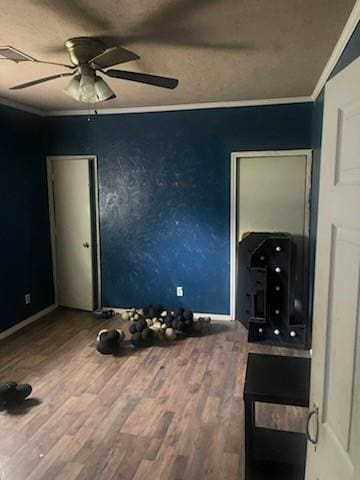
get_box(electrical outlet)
[176,286,183,297]
[25,293,31,304]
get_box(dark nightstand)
[244,353,311,480]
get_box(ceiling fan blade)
[103,69,179,89]
[0,51,74,69]
[33,59,75,69]
[10,72,74,90]
[90,46,140,69]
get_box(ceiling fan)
[9,37,179,103]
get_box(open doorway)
[47,155,101,311]
[230,150,312,327]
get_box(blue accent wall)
[47,103,312,314]
[0,105,54,332]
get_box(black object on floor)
[0,381,32,409]
[93,309,116,319]
[243,353,311,480]
[96,329,125,354]
[236,232,309,348]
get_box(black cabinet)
[244,353,311,480]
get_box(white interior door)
[52,159,94,311]
[306,58,360,479]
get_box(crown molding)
[311,0,360,101]
[0,96,44,116]
[46,96,312,116]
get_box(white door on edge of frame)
[305,58,360,479]
[51,158,94,311]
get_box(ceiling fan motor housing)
[65,37,105,66]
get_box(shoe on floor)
[0,381,32,406]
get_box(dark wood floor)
[0,308,307,480]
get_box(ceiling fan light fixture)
[63,74,114,103]
[64,75,81,100]
[94,76,115,102]
[79,71,97,102]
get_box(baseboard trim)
[194,312,232,322]
[103,307,232,322]
[0,304,57,341]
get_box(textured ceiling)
[0,0,356,111]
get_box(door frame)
[47,155,101,309]
[229,149,312,320]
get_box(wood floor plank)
[0,307,308,480]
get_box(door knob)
[83,242,90,248]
